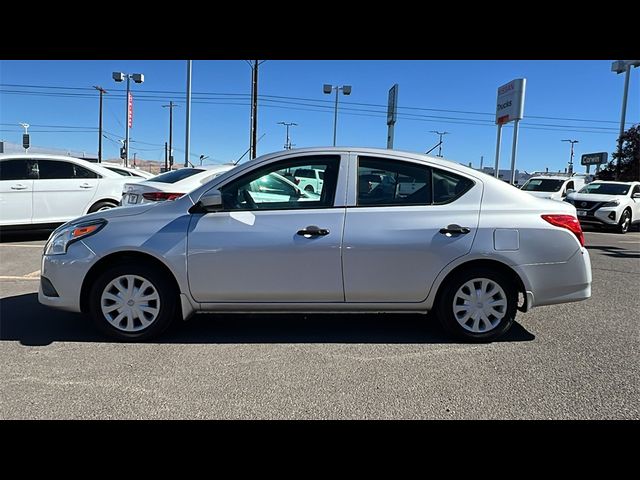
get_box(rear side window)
[73,165,99,178]
[357,156,474,206]
[432,168,474,204]
[1,159,31,180]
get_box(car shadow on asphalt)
[585,245,640,259]
[0,293,535,346]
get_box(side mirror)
[198,189,223,211]
[633,193,640,199]
[566,188,575,195]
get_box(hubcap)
[622,214,630,231]
[100,275,161,332]
[97,205,114,211]
[453,278,507,333]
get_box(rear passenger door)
[32,159,100,224]
[0,159,36,226]
[342,155,482,303]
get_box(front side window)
[633,185,640,196]
[220,156,340,211]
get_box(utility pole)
[430,131,450,157]
[93,86,107,162]
[278,121,298,149]
[562,139,579,175]
[185,60,192,168]
[162,101,179,169]
[133,152,137,167]
[480,155,484,169]
[611,60,640,180]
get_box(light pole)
[112,71,144,167]
[93,86,107,162]
[611,60,640,180]
[323,84,352,146]
[430,131,450,157]
[278,121,298,149]
[562,139,579,175]
[19,123,29,153]
[199,155,209,166]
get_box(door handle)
[79,183,94,189]
[10,184,28,190]
[297,225,330,237]
[439,224,471,235]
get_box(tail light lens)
[142,192,183,202]
[541,214,585,246]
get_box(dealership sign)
[581,152,608,166]
[495,78,526,125]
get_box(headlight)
[601,200,620,207]
[44,219,107,255]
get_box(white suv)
[565,181,640,233]
[520,174,587,201]
[294,167,324,193]
[0,154,143,229]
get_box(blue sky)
[1,60,638,173]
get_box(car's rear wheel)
[88,263,177,341]
[436,268,517,342]
[304,185,314,193]
[89,200,118,213]
[617,209,631,234]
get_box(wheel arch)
[80,251,181,316]
[86,197,120,214]
[431,259,527,312]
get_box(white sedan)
[0,154,143,229]
[121,164,236,206]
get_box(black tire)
[435,267,518,342]
[88,200,118,213]
[616,209,631,234]
[304,185,314,193]
[88,262,178,341]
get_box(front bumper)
[38,240,97,313]
[515,246,592,308]
[575,207,620,226]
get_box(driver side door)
[187,154,347,303]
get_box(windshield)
[150,168,205,184]
[578,183,630,195]
[521,178,564,192]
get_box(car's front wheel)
[436,268,518,342]
[88,263,177,341]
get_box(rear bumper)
[515,247,591,308]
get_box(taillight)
[541,214,585,246]
[142,192,183,202]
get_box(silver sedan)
[39,147,592,342]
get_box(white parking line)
[0,244,44,248]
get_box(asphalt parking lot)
[1,227,638,419]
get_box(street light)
[323,84,351,146]
[199,155,209,166]
[562,139,579,175]
[112,71,145,166]
[278,121,298,149]
[430,131,450,157]
[611,60,640,180]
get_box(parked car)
[102,163,156,179]
[0,154,144,229]
[565,180,640,233]
[520,174,587,201]
[294,167,324,193]
[120,164,236,206]
[39,147,591,342]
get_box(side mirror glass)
[633,192,640,199]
